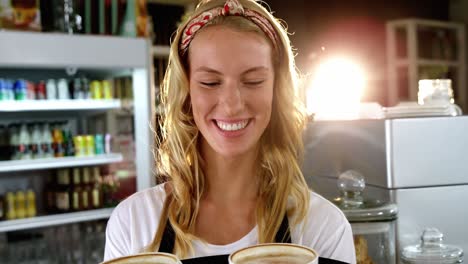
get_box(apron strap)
[275,212,292,243]
[159,216,176,253]
[159,213,291,253]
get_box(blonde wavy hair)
[146,0,310,258]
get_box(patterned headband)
[179,0,279,56]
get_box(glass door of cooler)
[0,31,154,263]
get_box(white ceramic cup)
[229,243,319,264]
[100,252,182,264]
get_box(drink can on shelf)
[0,79,5,101]
[105,133,112,154]
[26,81,36,100]
[95,134,104,155]
[74,135,86,156]
[5,80,14,100]
[36,81,47,100]
[90,80,102,99]
[102,80,113,99]
[85,135,95,156]
[14,79,27,101]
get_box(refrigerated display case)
[0,31,155,260]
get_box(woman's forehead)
[188,26,274,72]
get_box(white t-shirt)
[104,184,356,264]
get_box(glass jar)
[333,170,398,264]
[418,79,454,105]
[417,79,462,116]
[401,228,464,264]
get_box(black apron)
[159,214,349,264]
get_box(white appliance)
[302,116,468,260]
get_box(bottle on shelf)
[52,122,65,158]
[31,122,43,159]
[70,78,83,100]
[41,122,54,158]
[44,174,57,214]
[25,189,37,218]
[15,190,26,219]
[56,169,72,213]
[0,125,8,160]
[82,77,91,99]
[5,192,16,220]
[8,124,19,160]
[57,78,70,100]
[63,122,76,157]
[0,194,4,220]
[18,123,31,160]
[91,167,103,209]
[81,167,91,210]
[46,79,57,100]
[71,168,83,212]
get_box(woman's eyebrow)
[194,66,222,74]
[193,66,270,75]
[242,66,270,75]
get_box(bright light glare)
[307,58,366,120]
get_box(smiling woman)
[103,1,356,263]
[189,25,274,158]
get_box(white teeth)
[216,120,248,131]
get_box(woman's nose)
[220,81,244,116]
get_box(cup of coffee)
[100,252,182,264]
[229,243,318,264]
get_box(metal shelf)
[395,59,460,67]
[0,208,114,233]
[0,154,123,172]
[0,31,149,69]
[0,99,121,112]
[417,59,460,67]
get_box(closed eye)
[245,80,265,86]
[200,81,221,87]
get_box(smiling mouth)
[215,119,250,131]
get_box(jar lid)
[401,228,464,264]
[333,170,398,222]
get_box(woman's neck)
[201,143,259,205]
